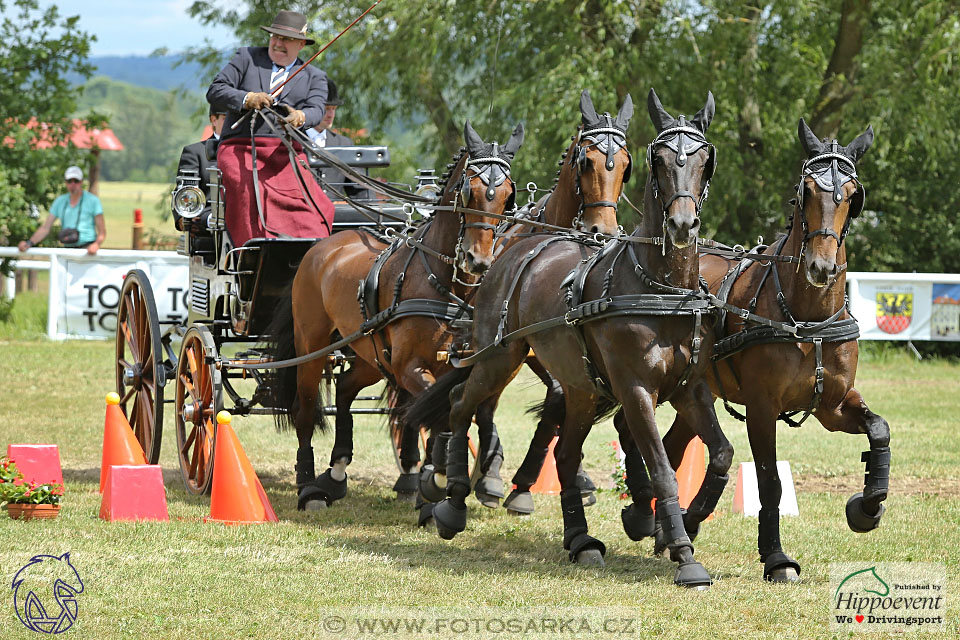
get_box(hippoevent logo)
[11,553,84,634]
[830,563,945,632]
[876,291,913,334]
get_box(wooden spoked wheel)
[175,325,223,495]
[115,269,164,464]
[388,386,482,484]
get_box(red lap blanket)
[217,136,333,247]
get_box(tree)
[0,0,97,246]
[182,0,960,273]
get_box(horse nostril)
[590,225,599,234]
[691,218,701,234]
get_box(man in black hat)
[174,103,227,231]
[205,9,334,245]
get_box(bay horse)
[269,121,524,511]
[406,90,728,588]
[418,90,636,516]
[657,118,886,582]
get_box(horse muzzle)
[666,210,700,249]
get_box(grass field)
[1,312,958,637]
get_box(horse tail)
[527,390,618,426]
[401,366,473,436]
[265,291,299,432]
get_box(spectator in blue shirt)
[18,166,106,255]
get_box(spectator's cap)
[260,10,315,45]
[326,79,343,106]
[209,102,229,118]
[64,166,83,181]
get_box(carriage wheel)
[388,386,482,485]
[115,269,164,464]
[175,325,223,495]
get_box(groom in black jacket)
[174,103,227,231]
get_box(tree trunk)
[735,5,765,239]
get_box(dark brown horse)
[406,90,727,588]
[657,118,885,582]
[420,90,636,516]
[269,121,524,510]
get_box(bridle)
[450,148,515,286]
[570,116,631,231]
[791,141,864,267]
[646,116,716,253]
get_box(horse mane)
[552,127,582,188]
[437,146,469,202]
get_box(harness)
[708,142,866,427]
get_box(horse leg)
[473,397,506,508]
[558,386,605,566]
[390,388,421,502]
[293,358,327,511]
[612,408,656,541]
[816,388,891,533]
[746,402,801,582]
[306,360,381,509]
[669,379,734,542]
[621,386,712,588]
[432,353,523,540]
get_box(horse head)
[455,120,525,275]
[560,90,633,235]
[12,553,84,633]
[795,118,873,287]
[645,88,716,249]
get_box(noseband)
[791,140,864,265]
[646,116,715,253]
[571,116,630,230]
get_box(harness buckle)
[738,308,750,321]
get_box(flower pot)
[5,503,61,521]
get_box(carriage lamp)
[173,184,206,219]
[414,169,440,217]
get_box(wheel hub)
[182,402,198,423]
[123,365,143,391]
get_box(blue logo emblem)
[11,553,84,634]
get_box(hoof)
[621,504,655,541]
[675,561,712,589]
[396,492,417,504]
[417,502,435,528]
[574,548,605,567]
[581,492,597,507]
[419,465,447,503]
[433,499,467,540]
[474,475,505,509]
[763,551,801,582]
[304,499,328,511]
[392,472,419,502]
[768,566,801,583]
[503,490,535,516]
[846,492,885,533]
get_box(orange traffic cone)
[100,392,147,493]
[529,435,562,494]
[651,436,713,521]
[205,411,278,525]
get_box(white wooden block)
[732,461,799,517]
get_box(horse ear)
[580,89,600,126]
[693,91,715,133]
[647,88,675,133]
[502,122,525,160]
[614,93,634,131]
[845,125,874,162]
[463,120,485,156]
[798,118,824,157]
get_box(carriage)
[113,145,423,494]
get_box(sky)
[15,0,239,56]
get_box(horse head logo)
[11,553,84,634]
[835,566,890,599]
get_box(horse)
[269,121,524,511]
[418,89,636,517]
[657,118,886,582]
[405,89,728,589]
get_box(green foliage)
[0,0,96,245]
[75,77,207,182]
[0,457,64,505]
[181,0,960,273]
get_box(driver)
[206,9,334,246]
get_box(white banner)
[44,249,188,339]
[847,272,960,341]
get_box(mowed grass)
[0,334,958,639]
[84,181,173,250]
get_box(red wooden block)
[99,465,169,522]
[7,444,63,487]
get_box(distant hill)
[70,55,213,93]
